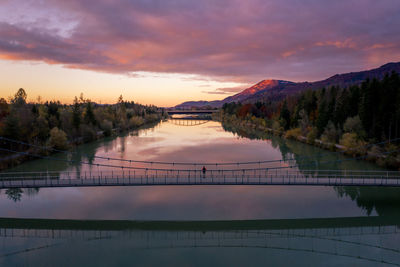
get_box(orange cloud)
[315,39,357,49]
[0,0,399,84]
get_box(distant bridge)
[1,169,400,189]
[169,118,210,126]
[167,109,218,115]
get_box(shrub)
[81,124,97,142]
[144,114,160,123]
[306,127,318,144]
[100,120,113,136]
[343,115,365,138]
[129,116,145,128]
[285,128,302,139]
[272,120,283,134]
[48,127,68,150]
[321,121,339,143]
[339,133,366,156]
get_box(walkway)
[1,169,400,189]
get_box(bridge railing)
[2,169,400,178]
[1,169,400,188]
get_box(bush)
[339,133,366,156]
[100,120,113,136]
[48,127,68,150]
[285,128,302,139]
[81,124,97,142]
[306,127,318,144]
[321,121,339,143]
[144,114,160,123]
[272,120,283,134]
[343,115,365,138]
[129,116,144,128]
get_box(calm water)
[1,119,400,266]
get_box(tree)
[279,100,291,130]
[359,79,380,138]
[48,127,68,150]
[11,88,27,106]
[0,98,9,119]
[116,95,127,127]
[298,109,310,135]
[334,89,350,126]
[118,95,124,105]
[3,115,20,140]
[316,100,329,136]
[72,97,81,130]
[340,133,366,156]
[321,121,339,143]
[343,115,365,138]
[34,116,50,141]
[84,102,96,125]
[100,120,113,136]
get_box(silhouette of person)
[202,166,206,178]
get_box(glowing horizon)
[0,59,246,107]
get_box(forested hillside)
[220,71,400,167]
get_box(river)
[1,119,399,266]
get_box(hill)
[175,62,400,108]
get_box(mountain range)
[175,62,400,108]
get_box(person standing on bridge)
[202,166,207,178]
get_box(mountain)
[222,79,295,103]
[173,100,222,108]
[175,62,400,108]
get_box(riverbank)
[0,119,164,171]
[215,113,400,170]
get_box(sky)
[0,0,400,106]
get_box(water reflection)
[4,188,39,202]
[222,121,386,172]
[335,186,400,216]
[0,119,396,221]
[4,188,23,202]
[1,217,399,266]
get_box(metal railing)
[1,169,400,188]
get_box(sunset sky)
[0,0,400,106]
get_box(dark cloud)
[0,0,400,82]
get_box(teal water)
[1,120,399,266]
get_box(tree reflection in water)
[5,188,23,202]
[4,187,40,202]
[222,120,400,217]
[335,186,400,216]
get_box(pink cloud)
[0,0,399,83]
[203,86,249,95]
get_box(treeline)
[221,72,400,167]
[0,89,165,152]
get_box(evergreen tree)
[84,102,96,125]
[72,97,81,130]
[279,100,291,130]
[316,99,329,136]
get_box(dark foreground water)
[1,119,399,266]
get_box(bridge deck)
[1,170,400,188]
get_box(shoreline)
[0,119,164,171]
[216,114,400,170]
